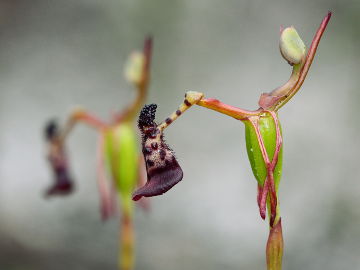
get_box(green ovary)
[244,113,283,192]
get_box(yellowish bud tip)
[279,26,306,65]
[125,51,145,85]
[185,91,204,104]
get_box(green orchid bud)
[104,122,139,214]
[279,26,306,65]
[125,52,145,87]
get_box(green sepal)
[104,122,139,205]
[244,113,283,192]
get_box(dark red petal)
[132,158,183,201]
[45,182,73,197]
[45,169,74,197]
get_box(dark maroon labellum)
[45,167,74,197]
[133,104,183,201]
[44,120,74,197]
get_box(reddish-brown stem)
[259,62,303,109]
[273,12,332,111]
[113,37,153,124]
[73,110,108,129]
[60,110,108,144]
[269,63,302,98]
[266,219,284,270]
[143,36,153,76]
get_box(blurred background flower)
[0,0,359,270]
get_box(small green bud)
[279,26,306,65]
[124,52,145,86]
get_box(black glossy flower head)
[138,103,157,131]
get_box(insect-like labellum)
[44,120,74,197]
[133,104,183,201]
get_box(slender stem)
[119,210,134,270]
[259,63,303,109]
[270,63,302,97]
[273,12,332,111]
[59,109,108,144]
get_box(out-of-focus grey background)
[0,0,359,269]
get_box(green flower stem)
[119,204,135,270]
[266,219,284,270]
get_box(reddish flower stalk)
[266,219,284,270]
[96,133,117,220]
